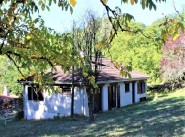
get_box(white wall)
[119,82,132,107]
[119,83,125,107]
[23,85,89,120]
[102,84,108,111]
[4,86,9,96]
[23,81,147,120]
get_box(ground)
[0,89,185,137]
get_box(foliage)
[0,88,184,136]
[0,0,75,86]
[72,11,104,121]
[0,0,183,86]
[0,55,22,95]
[107,21,162,84]
[160,32,185,85]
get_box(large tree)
[0,0,74,83]
[160,32,185,86]
[107,21,162,84]
[0,0,183,82]
[72,11,104,121]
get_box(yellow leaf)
[26,34,31,40]
[96,43,101,50]
[102,0,108,5]
[69,0,77,7]
[172,19,178,24]
[173,33,179,41]
[130,0,135,5]
[113,62,121,69]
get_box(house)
[20,58,150,120]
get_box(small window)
[140,97,146,102]
[61,85,71,94]
[138,82,146,94]
[125,83,130,92]
[28,86,44,101]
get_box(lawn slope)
[0,89,184,137]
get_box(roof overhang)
[19,77,149,86]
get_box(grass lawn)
[0,89,185,137]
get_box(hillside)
[0,89,184,137]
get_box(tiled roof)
[49,57,150,84]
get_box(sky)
[38,0,185,33]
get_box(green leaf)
[120,70,126,77]
[128,73,132,80]
[41,4,45,11]
[141,0,146,9]
[0,10,3,16]
[122,0,128,3]
[38,0,42,5]
[70,6,73,14]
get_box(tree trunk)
[87,90,94,122]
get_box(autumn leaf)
[101,0,108,5]
[130,0,135,5]
[26,34,31,40]
[96,43,101,49]
[69,0,77,7]
[173,33,179,41]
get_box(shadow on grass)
[0,95,184,137]
[93,97,185,137]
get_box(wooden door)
[93,87,102,113]
[108,85,117,110]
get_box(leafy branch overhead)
[0,0,184,87]
[0,0,77,84]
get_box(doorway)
[108,85,118,110]
[132,82,135,104]
[93,87,102,113]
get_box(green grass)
[0,89,185,137]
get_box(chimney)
[4,86,9,96]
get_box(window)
[125,83,130,92]
[28,87,44,101]
[140,97,146,101]
[138,82,146,94]
[61,85,71,94]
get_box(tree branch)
[30,56,54,67]
[100,0,151,45]
[5,53,24,77]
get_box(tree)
[160,32,185,86]
[0,55,22,95]
[0,0,74,85]
[0,0,183,84]
[72,11,104,121]
[107,21,162,84]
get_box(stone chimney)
[4,86,9,96]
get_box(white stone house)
[20,58,149,120]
